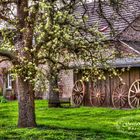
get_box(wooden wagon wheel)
[90,84,106,106]
[128,79,140,108]
[72,80,85,106]
[112,84,128,108]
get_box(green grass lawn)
[0,100,140,140]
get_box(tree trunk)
[48,75,60,107]
[17,77,37,127]
[83,82,92,106]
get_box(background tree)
[0,0,136,128]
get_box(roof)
[124,41,140,52]
[69,57,140,69]
[109,57,140,68]
[75,0,140,39]
[74,0,140,61]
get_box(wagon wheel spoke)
[73,85,82,93]
[121,96,127,101]
[100,97,104,104]
[133,84,138,92]
[112,84,128,108]
[77,81,84,93]
[121,94,128,98]
[73,87,79,92]
[77,96,82,104]
[128,79,140,108]
[129,95,136,98]
[72,94,83,106]
[101,93,105,97]
[75,95,81,105]
[73,84,79,92]
[132,98,138,108]
[137,99,140,108]
[130,90,135,94]
[72,91,78,95]
[131,97,137,104]
[114,98,120,103]
[91,95,96,98]
[134,98,139,107]
[120,98,125,104]
[75,84,80,92]
[137,81,140,91]
[100,97,104,101]
[97,97,100,104]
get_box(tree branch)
[0,50,18,64]
[0,0,16,4]
[0,58,9,63]
[0,13,15,25]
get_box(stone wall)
[59,70,74,98]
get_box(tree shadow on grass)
[37,124,137,140]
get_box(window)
[7,73,12,89]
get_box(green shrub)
[0,96,8,103]
[0,91,2,96]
